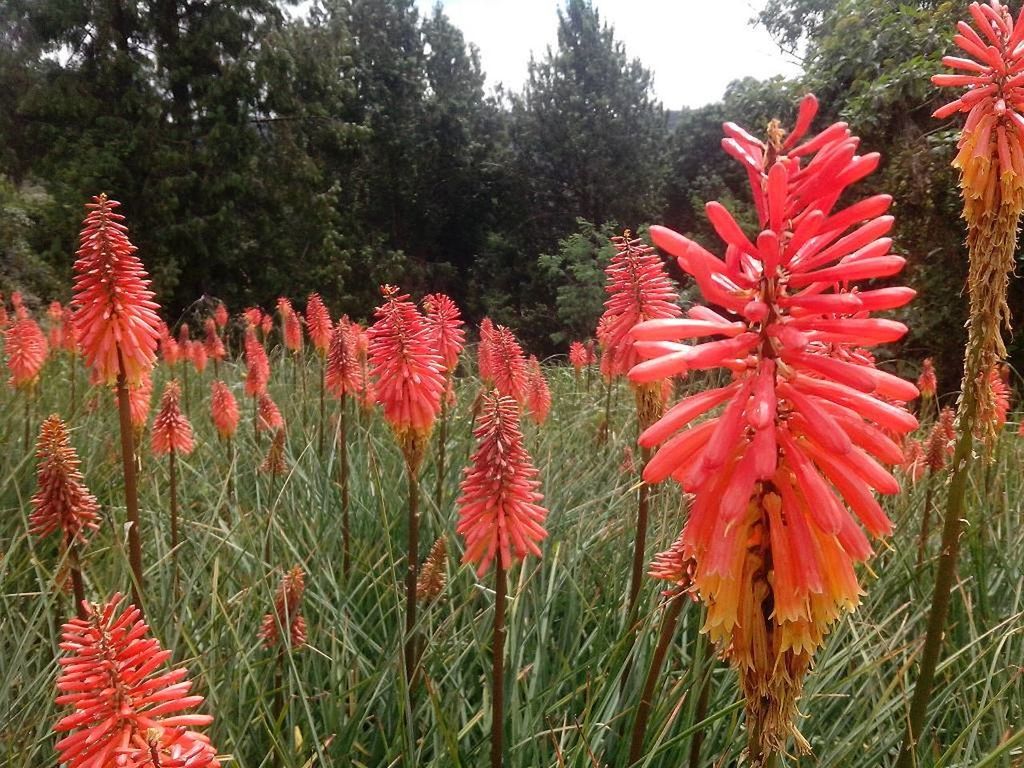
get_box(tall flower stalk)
[422,293,465,511]
[368,286,445,690]
[5,314,49,450]
[326,317,361,577]
[30,415,100,618]
[597,229,682,620]
[306,293,333,454]
[72,194,161,609]
[900,5,1024,761]
[628,94,917,763]
[260,565,307,766]
[151,380,195,594]
[456,392,548,768]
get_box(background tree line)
[0,0,1009,389]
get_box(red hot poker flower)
[629,94,918,756]
[151,380,195,456]
[917,358,937,399]
[478,317,497,384]
[259,565,308,649]
[260,427,289,476]
[127,372,153,432]
[525,355,551,425]
[422,293,466,373]
[305,293,333,355]
[278,297,304,352]
[30,415,101,543]
[368,286,445,446]
[488,324,529,405]
[60,306,79,353]
[326,317,361,399]
[210,380,240,440]
[243,307,263,330]
[47,301,65,349]
[456,392,548,575]
[189,340,208,373]
[5,316,48,389]
[257,392,284,433]
[568,341,591,372]
[244,328,270,397]
[54,594,220,768]
[72,195,161,387]
[203,318,226,363]
[597,231,682,380]
[213,301,228,329]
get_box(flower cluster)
[211,380,240,440]
[259,566,307,649]
[630,94,918,754]
[72,195,161,387]
[5,316,48,389]
[598,231,682,380]
[54,594,220,768]
[326,318,361,399]
[151,381,195,456]
[456,392,548,575]
[244,328,270,397]
[422,293,466,373]
[368,286,445,464]
[306,293,333,355]
[30,415,101,543]
[525,356,551,425]
[568,340,595,372]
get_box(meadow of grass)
[1,348,1022,767]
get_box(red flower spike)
[47,301,64,349]
[213,301,228,329]
[525,355,551,425]
[456,392,548,575]
[422,293,466,373]
[368,285,445,443]
[631,96,919,756]
[915,359,937,401]
[488,324,529,404]
[189,340,208,373]
[243,307,263,330]
[933,1,1024,210]
[30,415,101,543]
[244,328,270,397]
[5,316,48,388]
[53,594,220,768]
[568,341,595,372]
[72,195,161,387]
[325,317,360,399]
[127,372,153,430]
[597,232,681,380]
[60,306,79,353]
[278,298,303,352]
[259,566,307,649]
[257,392,284,433]
[203,319,226,363]
[478,317,496,384]
[151,381,195,456]
[305,293,333,355]
[210,380,240,440]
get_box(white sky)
[413,0,803,108]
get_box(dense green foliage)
[1,351,1022,766]
[0,0,1019,380]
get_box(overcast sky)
[413,0,803,108]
